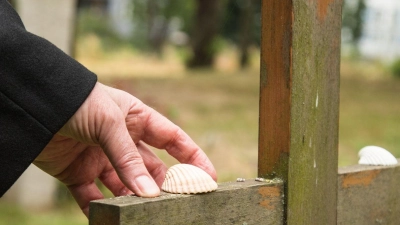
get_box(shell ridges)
[358,146,398,166]
[161,164,217,194]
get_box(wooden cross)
[89,1,400,224]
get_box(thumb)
[97,101,160,197]
[60,82,160,197]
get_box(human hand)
[33,82,217,217]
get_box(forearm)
[0,0,97,196]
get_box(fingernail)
[135,175,160,197]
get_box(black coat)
[0,0,97,196]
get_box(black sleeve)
[0,0,97,195]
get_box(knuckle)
[165,127,183,150]
[114,151,144,170]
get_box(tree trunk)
[239,0,253,69]
[147,0,167,56]
[187,0,220,69]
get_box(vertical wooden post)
[258,0,342,224]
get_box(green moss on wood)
[287,0,342,224]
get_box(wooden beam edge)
[91,179,283,207]
[337,159,400,224]
[338,159,400,174]
[89,180,285,225]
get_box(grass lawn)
[0,202,86,225]
[339,60,400,166]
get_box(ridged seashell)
[161,164,218,194]
[358,146,398,166]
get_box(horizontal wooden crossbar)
[89,180,284,225]
[338,159,400,224]
[90,161,400,224]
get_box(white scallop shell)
[161,164,218,194]
[358,146,398,166]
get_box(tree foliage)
[131,0,195,53]
[77,0,262,69]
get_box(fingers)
[99,83,216,181]
[140,108,217,181]
[136,141,168,187]
[100,83,217,181]
[98,110,160,197]
[98,166,134,196]
[99,141,166,196]
[68,181,104,218]
[80,83,161,197]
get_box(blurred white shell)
[358,146,398,166]
[161,164,217,194]
[236,178,245,182]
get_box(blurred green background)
[2,0,400,224]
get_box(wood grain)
[338,161,400,225]
[259,0,342,224]
[258,0,292,181]
[89,180,284,225]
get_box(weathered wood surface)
[258,0,292,181]
[338,160,400,225]
[89,180,284,225]
[258,0,342,224]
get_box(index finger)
[100,84,217,181]
[139,107,217,181]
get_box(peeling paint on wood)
[341,170,380,188]
[308,0,336,21]
[317,0,334,21]
[338,161,400,224]
[259,186,281,210]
